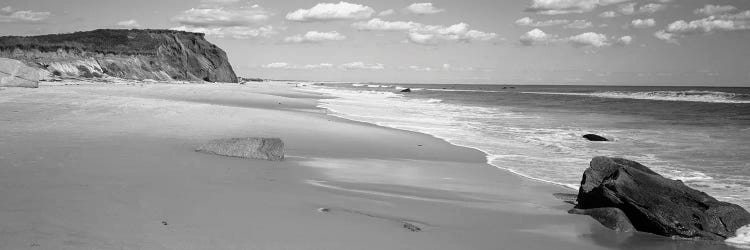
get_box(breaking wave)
[524,90,750,104]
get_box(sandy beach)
[0,81,739,250]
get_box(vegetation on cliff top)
[0,29,209,55]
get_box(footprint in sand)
[316,207,426,232]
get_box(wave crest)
[525,90,750,103]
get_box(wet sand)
[0,82,737,249]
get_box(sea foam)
[727,225,750,248]
[523,90,750,104]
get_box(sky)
[1,0,749,86]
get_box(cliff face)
[0,29,238,83]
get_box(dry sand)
[0,81,738,249]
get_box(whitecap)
[522,90,750,104]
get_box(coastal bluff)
[0,29,237,83]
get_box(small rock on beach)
[197,137,285,161]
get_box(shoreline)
[0,81,741,249]
[310,100,583,191]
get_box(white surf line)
[304,87,583,192]
[305,180,468,204]
[727,225,750,248]
[426,89,511,93]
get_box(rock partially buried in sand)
[574,156,750,240]
[0,58,40,88]
[582,134,609,141]
[197,138,285,161]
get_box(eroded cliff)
[0,29,237,83]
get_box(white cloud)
[286,1,374,22]
[263,62,293,69]
[564,20,593,29]
[406,22,497,45]
[406,32,437,44]
[283,31,347,43]
[694,5,737,16]
[667,17,747,33]
[631,18,655,28]
[655,16,750,43]
[615,35,633,45]
[638,3,666,14]
[200,0,241,4]
[116,19,142,28]
[173,7,271,27]
[339,62,385,70]
[654,30,677,43]
[441,64,477,72]
[567,32,609,47]
[171,5,277,39]
[262,62,334,69]
[599,11,617,18]
[600,3,666,17]
[378,9,395,16]
[171,25,277,39]
[526,0,629,15]
[519,29,624,49]
[198,0,242,7]
[352,18,419,31]
[617,3,636,15]
[464,30,498,41]
[0,6,51,23]
[308,63,335,69]
[407,65,433,71]
[353,18,498,45]
[405,3,445,15]
[723,10,750,20]
[519,28,552,45]
[514,17,570,27]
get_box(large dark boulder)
[569,207,635,233]
[583,134,609,141]
[400,88,411,93]
[574,156,750,240]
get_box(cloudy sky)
[1,0,749,85]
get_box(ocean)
[304,83,750,209]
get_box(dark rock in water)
[570,207,635,233]
[575,156,750,240]
[0,29,238,83]
[400,88,411,93]
[553,193,578,205]
[197,137,285,161]
[583,134,609,141]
